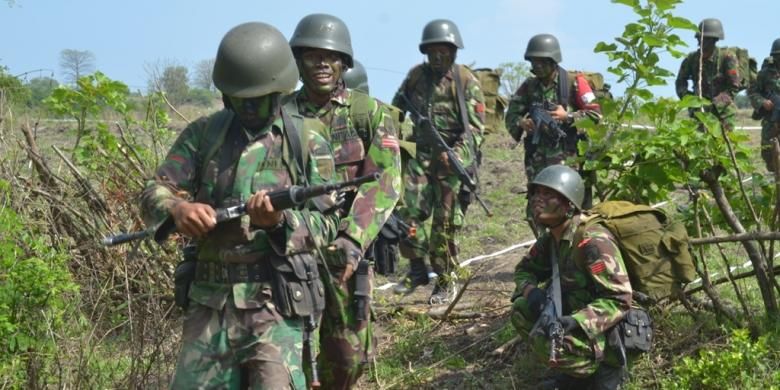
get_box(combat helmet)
[419,19,464,54]
[212,22,299,98]
[525,34,562,63]
[696,18,724,40]
[289,13,354,67]
[530,165,584,210]
[343,59,369,94]
[771,38,780,55]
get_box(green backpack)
[720,46,758,91]
[574,201,697,302]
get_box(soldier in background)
[288,13,402,389]
[675,18,740,132]
[749,38,780,172]
[505,34,600,236]
[511,165,635,390]
[391,19,486,304]
[140,22,339,389]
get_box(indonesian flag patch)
[589,260,607,275]
[381,135,399,151]
[475,102,485,113]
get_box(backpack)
[566,70,613,101]
[720,46,758,91]
[472,67,507,134]
[574,201,697,302]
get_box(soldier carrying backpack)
[511,165,694,389]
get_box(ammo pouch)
[617,308,653,352]
[174,246,198,309]
[270,252,326,318]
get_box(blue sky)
[2,0,777,103]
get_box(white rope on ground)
[624,124,761,131]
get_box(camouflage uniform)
[675,47,741,132]
[749,57,780,171]
[392,62,486,288]
[141,108,340,389]
[289,83,402,388]
[511,216,632,380]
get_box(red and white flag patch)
[589,260,606,274]
[381,135,400,151]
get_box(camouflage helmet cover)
[530,165,585,210]
[524,33,562,63]
[212,22,299,98]
[289,13,354,67]
[343,59,369,94]
[771,38,780,55]
[419,19,464,54]
[696,18,725,40]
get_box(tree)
[59,49,95,85]
[26,76,59,107]
[497,61,531,97]
[145,61,190,106]
[192,58,216,92]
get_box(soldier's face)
[299,48,344,95]
[531,186,570,227]
[699,37,717,54]
[530,58,556,80]
[425,44,456,74]
[228,95,274,130]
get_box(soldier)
[391,19,486,304]
[140,22,340,389]
[288,13,403,389]
[749,38,780,172]
[675,18,740,132]
[511,165,633,389]
[505,34,600,235]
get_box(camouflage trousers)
[760,120,780,172]
[171,300,307,389]
[317,259,375,389]
[511,296,619,378]
[397,154,465,277]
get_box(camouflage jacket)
[140,108,340,309]
[290,84,402,252]
[675,47,741,100]
[513,217,632,341]
[391,63,486,167]
[504,71,597,147]
[749,57,780,117]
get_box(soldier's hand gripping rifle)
[529,242,565,366]
[399,94,492,216]
[102,173,380,246]
[766,93,780,123]
[528,101,568,148]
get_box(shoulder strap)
[453,64,473,138]
[348,90,373,146]
[557,66,570,106]
[193,109,233,196]
[281,98,309,186]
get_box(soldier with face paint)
[287,13,403,390]
[391,19,487,305]
[140,22,340,389]
[511,165,633,390]
[676,18,740,132]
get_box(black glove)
[526,287,546,317]
[558,315,579,334]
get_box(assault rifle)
[399,94,492,216]
[529,242,564,366]
[102,173,380,246]
[529,101,568,147]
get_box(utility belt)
[194,261,272,284]
[607,308,653,366]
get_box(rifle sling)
[549,239,563,318]
[556,66,569,107]
[452,64,474,148]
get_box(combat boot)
[393,258,429,295]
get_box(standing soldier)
[288,13,402,389]
[749,38,780,172]
[511,165,637,390]
[391,19,486,304]
[505,34,600,235]
[676,18,741,132]
[140,22,340,389]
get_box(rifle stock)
[102,173,380,246]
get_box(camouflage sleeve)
[464,67,487,148]
[340,98,403,251]
[513,237,553,294]
[279,130,341,254]
[391,70,413,114]
[749,67,769,109]
[571,225,632,340]
[721,52,741,95]
[675,54,693,98]
[139,116,209,227]
[505,81,531,142]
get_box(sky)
[2,0,778,104]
